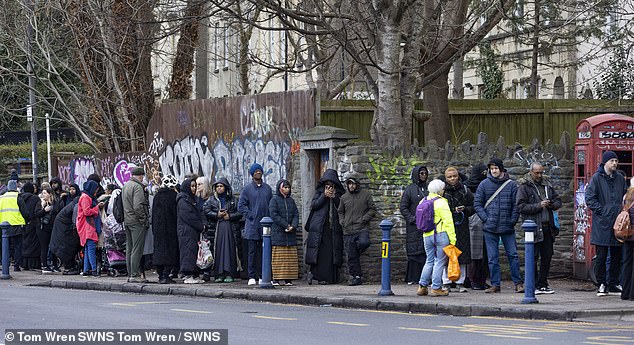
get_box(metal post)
[259,217,274,289]
[1,222,12,280]
[521,220,538,304]
[378,219,394,296]
[46,113,51,181]
[24,0,38,183]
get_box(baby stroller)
[102,214,128,277]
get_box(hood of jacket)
[179,178,196,201]
[465,163,487,191]
[83,180,99,198]
[274,179,292,197]
[316,169,345,194]
[212,177,233,198]
[50,177,63,192]
[410,165,428,187]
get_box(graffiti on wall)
[513,148,559,169]
[573,181,589,261]
[157,132,291,188]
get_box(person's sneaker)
[63,269,79,275]
[128,276,149,283]
[184,276,203,284]
[284,280,293,286]
[609,285,622,296]
[471,284,486,290]
[14,266,21,272]
[223,276,234,283]
[258,279,264,285]
[515,283,525,293]
[247,278,257,286]
[429,288,449,296]
[349,276,362,286]
[91,272,100,278]
[52,266,61,273]
[535,287,555,295]
[456,284,468,293]
[597,284,608,297]
[41,266,54,274]
[272,280,281,286]
[485,285,501,293]
[80,271,90,277]
[214,277,225,283]
[416,285,428,296]
[441,284,451,292]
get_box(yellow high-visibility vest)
[0,191,26,225]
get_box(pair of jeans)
[535,224,554,289]
[595,245,622,287]
[247,239,263,279]
[484,231,522,287]
[83,240,97,273]
[344,231,371,277]
[419,231,449,290]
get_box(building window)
[553,77,564,99]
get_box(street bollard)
[378,219,394,296]
[521,220,538,304]
[1,221,12,280]
[259,217,274,289]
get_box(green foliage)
[0,142,94,160]
[476,43,504,99]
[594,46,634,100]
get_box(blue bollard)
[378,219,394,296]
[1,221,12,280]
[259,217,274,289]
[521,220,538,304]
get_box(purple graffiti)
[114,160,135,187]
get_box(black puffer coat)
[203,178,242,241]
[443,182,474,264]
[49,196,80,263]
[176,178,206,272]
[269,179,299,247]
[399,165,428,256]
[585,164,627,246]
[152,187,180,267]
[304,169,345,266]
[18,191,42,258]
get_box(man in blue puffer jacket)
[474,158,523,293]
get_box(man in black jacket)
[517,162,562,294]
[338,174,376,286]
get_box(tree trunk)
[423,66,451,145]
[529,0,540,99]
[370,22,405,149]
[168,0,205,100]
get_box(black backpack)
[113,193,124,224]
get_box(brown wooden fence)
[320,99,634,144]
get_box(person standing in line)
[204,178,242,283]
[122,167,150,283]
[49,185,81,275]
[464,163,489,290]
[585,151,627,296]
[0,180,25,271]
[517,162,562,295]
[474,158,523,294]
[18,182,41,271]
[305,169,345,285]
[76,180,104,277]
[399,165,429,284]
[238,163,273,286]
[177,177,206,284]
[37,187,64,273]
[151,175,180,284]
[441,167,474,293]
[269,179,300,286]
[416,179,456,297]
[338,173,376,286]
[620,178,634,301]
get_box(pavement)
[4,268,634,323]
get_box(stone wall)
[298,132,575,283]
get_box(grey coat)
[585,164,627,246]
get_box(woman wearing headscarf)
[269,179,299,286]
[50,184,81,275]
[37,186,65,273]
[177,177,206,284]
[399,165,429,284]
[305,169,345,285]
[77,180,104,277]
[464,163,490,290]
[151,175,180,284]
[18,182,42,270]
[203,177,242,283]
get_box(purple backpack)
[416,196,440,233]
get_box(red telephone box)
[574,113,634,279]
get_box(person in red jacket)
[77,180,104,277]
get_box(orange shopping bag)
[443,244,462,282]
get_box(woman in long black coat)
[399,165,429,284]
[176,177,206,284]
[18,182,42,270]
[49,192,81,274]
[304,169,345,285]
[152,175,180,284]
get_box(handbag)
[614,199,634,242]
[196,234,214,269]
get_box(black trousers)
[344,231,370,277]
[622,242,634,300]
[10,235,22,268]
[535,224,554,289]
[595,245,622,287]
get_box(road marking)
[170,308,212,314]
[398,327,443,332]
[585,336,634,344]
[253,316,297,321]
[356,309,433,317]
[110,301,167,307]
[327,322,369,327]
[486,334,542,340]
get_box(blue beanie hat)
[602,150,618,164]
[249,163,263,176]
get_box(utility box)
[574,113,634,279]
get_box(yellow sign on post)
[381,242,389,258]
